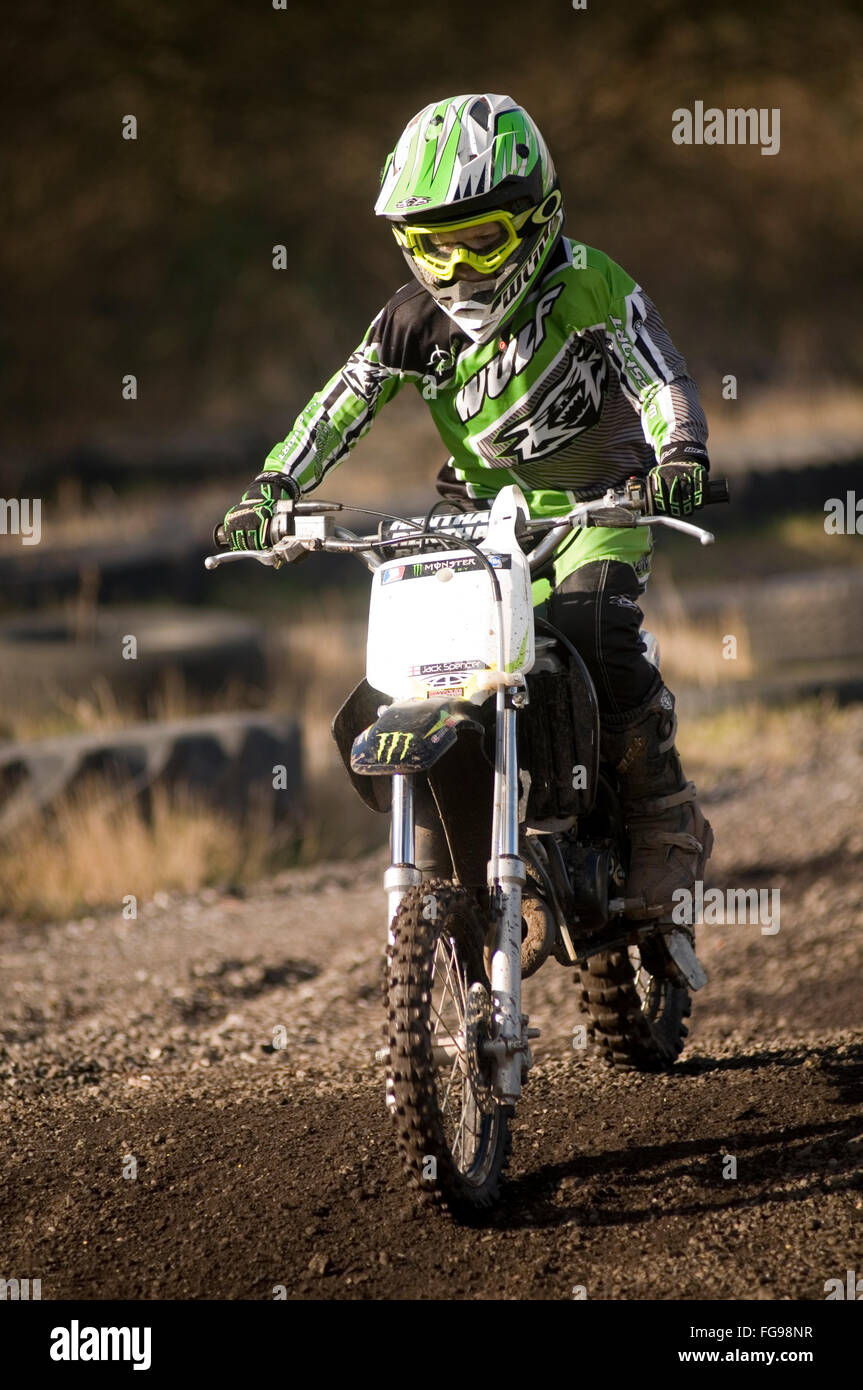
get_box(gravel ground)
[1,711,861,1300]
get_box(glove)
[647,460,708,517]
[219,474,297,551]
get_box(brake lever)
[203,548,284,570]
[635,515,715,545]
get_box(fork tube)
[488,695,526,1103]
[500,702,521,862]
[489,686,506,871]
[384,773,421,924]
[391,772,415,865]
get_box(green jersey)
[263,237,708,525]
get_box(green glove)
[648,461,707,517]
[221,477,293,551]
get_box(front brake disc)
[464,982,495,1114]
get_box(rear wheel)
[576,939,691,1071]
[574,772,691,1070]
[384,879,511,1216]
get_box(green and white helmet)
[375,94,564,345]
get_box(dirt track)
[1,712,862,1301]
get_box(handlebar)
[207,476,730,572]
[704,479,730,505]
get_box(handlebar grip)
[214,524,228,547]
[704,479,730,504]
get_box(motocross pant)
[539,524,658,718]
[543,525,712,919]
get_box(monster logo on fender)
[376,731,415,763]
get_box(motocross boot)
[600,680,713,920]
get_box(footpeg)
[666,930,708,991]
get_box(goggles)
[393,206,534,281]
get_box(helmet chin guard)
[401,200,564,344]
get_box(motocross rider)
[220,93,714,919]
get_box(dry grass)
[677,693,851,783]
[0,782,278,922]
[645,602,755,686]
[0,768,384,923]
[770,513,863,567]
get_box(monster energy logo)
[376,731,415,763]
[403,555,509,581]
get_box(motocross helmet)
[375,94,564,345]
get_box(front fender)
[350,698,485,775]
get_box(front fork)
[487,689,531,1103]
[384,773,422,926]
[384,689,532,1105]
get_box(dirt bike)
[207,474,729,1216]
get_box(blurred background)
[2,0,862,917]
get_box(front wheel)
[384,880,512,1216]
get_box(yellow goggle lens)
[394,209,528,279]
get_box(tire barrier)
[0,531,358,605]
[712,455,863,524]
[0,606,266,715]
[5,430,273,498]
[675,664,863,717]
[0,527,217,607]
[734,569,863,667]
[647,567,863,670]
[0,712,302,836]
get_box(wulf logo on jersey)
[474,335,607,468]
[455,284,563,423]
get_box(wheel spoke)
[438,935,466,1013]
[429,999,462,1048]
[439,1054,461,1117]
[430,937,467,1056]
[453,1087,469,1162]
[430,936,486,1171]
